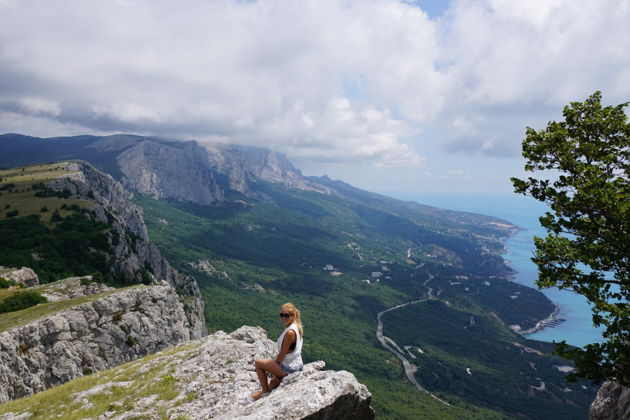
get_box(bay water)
[389,191,605,348]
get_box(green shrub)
[50,210,63,222]
[34,186,71,199]
[40,206,48,213]
[0,290,48,313]
[125,335,138,346]
[92,272,104,283]
[0,215,112,283]
[140,269,153,285]
[0,277,11,288]
[6,209,19,218]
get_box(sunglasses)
[279,313,293,318]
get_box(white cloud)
[0,0,628,166]
[437,0,630,155]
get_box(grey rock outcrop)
[2,267,39,287]
[168,326,374,420]
[47,162,206,338]
[188,260,216,275]
[112,137,330,205]
[38,276,113,302]
[117,140,226,205]
[206,144,330,195]
[0,326,374,419]
[590,381,630,420]
[0,285,196,404]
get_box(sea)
[388,191,605,348]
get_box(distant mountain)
[0,133,327,205]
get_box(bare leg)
[269,376,283,390]
[251,359,286,400]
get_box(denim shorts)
[280,362,303,375]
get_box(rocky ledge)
[0,284,198,404]
[171,326,375,420]
[0,326,374,419]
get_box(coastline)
[398,192,603,347]
[500,225,564,337]
[510,304,562,335]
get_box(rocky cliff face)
[210,144,329,193]
[113,137,330,204]
[590,381,630,420]
[0,326,374,419]
[47,162,206,338]
[117,140,226,205]
[0,284,197,404]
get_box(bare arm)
[274,329,296,364]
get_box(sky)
[1,0,629,198]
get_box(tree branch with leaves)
[511,91,629,386]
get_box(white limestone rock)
[0,285,197,404]
[590,381,630,420]
[0,325,373,419]
[2,267,39,287]
[165,326,374,420]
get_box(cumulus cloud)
[437,0,630,155]
[0,0,628,165]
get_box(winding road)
[376,274,450,405]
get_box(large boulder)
[170,326,375,420]
[3,267,39,287]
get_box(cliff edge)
[0,284,196,404]
[47,161,206,338]
[0,326,374,419]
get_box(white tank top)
[275,322,303,368]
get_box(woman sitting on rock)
[251,302,304,400]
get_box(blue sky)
[1,0,628,197]
[409,0,452,18]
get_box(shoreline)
[499,226,565,337]
[511,304,562,335]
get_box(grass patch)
[0,162,91,225]
[0,288,18,300]
[0,341,201,419]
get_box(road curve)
[376,274,449,405]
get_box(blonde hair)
[281,302,303,336]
